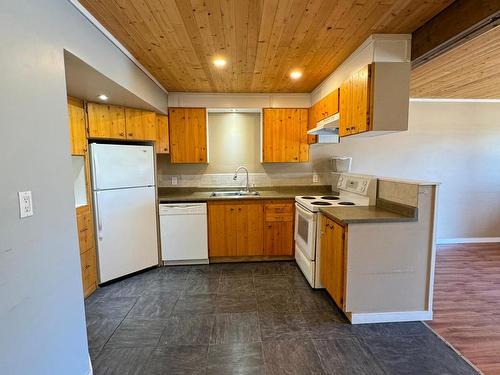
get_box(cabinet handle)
[238,208,241,211]
[119,132,124,136]
[128,133,133,137]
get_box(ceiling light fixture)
[98,94,108,101]
[290,70,302,79]
[213,58,226,67]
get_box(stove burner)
[301,196,316,199]
[321,196,340,200]
[338,201,355,206]
[311,201,333,206]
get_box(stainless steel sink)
[210,191,260,197]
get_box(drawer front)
[264,202,294,222]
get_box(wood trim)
[411,0,500,68]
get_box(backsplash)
[158,172,333,188]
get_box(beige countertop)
[319,205,417,225]
[158,186,332,203]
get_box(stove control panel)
[337,175,372,195]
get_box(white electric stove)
[294,173,377,288]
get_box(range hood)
[307,113,339,143]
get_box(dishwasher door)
[159,203,208,264]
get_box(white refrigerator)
[90,143,158,283]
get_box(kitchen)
[2,1,500,375]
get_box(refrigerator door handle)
[95,192,103,240]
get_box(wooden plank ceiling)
[79,0,453,93]
[411,25,500,99]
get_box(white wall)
[0,1,167,374]
[310,101,500,239]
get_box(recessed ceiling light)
[213,58,226,67]
[98,94,108,101]
[290,70,302,79]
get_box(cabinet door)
[68,97,87,155]
[263,200,294,256]
[236,202,263,256]
[351,65,372,135]
[156,114,170,154]
[81,248,97,298]
[262,108,308,163]
[320,217,345,309]
[339,64,372,137]
[323,89,339,118]
[208,202,237,257]
[169,108,207,163]
[125,109,156,141]
[87,103,126,139]
[307,105,317,145]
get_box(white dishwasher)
[159,203,209,265]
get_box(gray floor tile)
[126,293,178,320]
[363,334,478,375]
[302,310,353,339]
[85,297,137,319]
[184,276,221,295]
[173,294,217,314]
[293,289,336,312]
[313,337,385,374]
[350,321,431,338]
[207,342,264,375]
[187,264,222,279]
[159,314,216,345]
[215,292,258,313]
[86,316,122,349]
[252,262,290,276]
[107,319,166,348]
[145,345,209,375]
[254,275,293,291]
[142,278,188,295]
[92,347,153,375]
[211,312,261,344]
[256,289,301,312]
[218,276,254,294]
[263,339,325,375]
[220,263,255,278]
[259,311,310,341]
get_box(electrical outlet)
[18,191,33,218]
[171,176,178,185]
[313,174,319,183]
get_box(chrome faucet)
[233,166,250,193]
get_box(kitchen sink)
[210,191,260,197]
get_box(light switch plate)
[171,176,178,185]
[313,174,319,183]
[18,191,33,218]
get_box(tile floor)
[85,261,478,375]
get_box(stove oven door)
[294,203,317,260]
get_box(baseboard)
[162,259,209,266]
[437,237,500,245]
[87,354,93,375]
[347,310,432,324]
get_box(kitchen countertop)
[319,205,417,225]
[158,186,333,203]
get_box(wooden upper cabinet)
[67,97,87,155]
[320,216,346,309]
[156,114,170,154]
[315,89,339,122]
[87,103,126,139]
[168,107,207,163]
[125,109,157,141]
[339,64,373,137]
[307,105,317,145]
[262,108,308,163]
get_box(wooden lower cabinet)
[76,206,97,297]
[320,216,346,309]
[208,199,294,258]
[263,200,294,256]
[208,201,263,257]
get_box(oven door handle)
[295,202,315,220]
